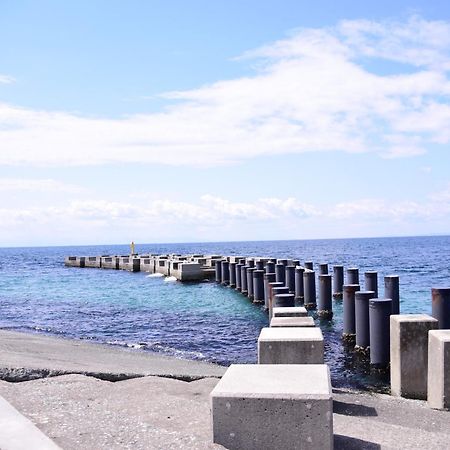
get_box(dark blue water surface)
[1,236,449,391]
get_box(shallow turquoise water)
[0,236,449,391]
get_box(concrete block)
[101,256,119,270]
[272,306,307,318]
[427,329,450,410]
[270,317,315,327]
[85,256,102,268]
[211,364,333,450]
[258,327,324,364]
[390,314,438,400]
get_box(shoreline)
[0,329,226,382]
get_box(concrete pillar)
[239,258,246,265]
[277,259,288,266]
[235,263,243,291]
[215,260,222,283]
[432,287,450,329]
[285,266,296,294]
[268,282,285,320]
[264,273,276,310]
[343,284,360,341]
[427,330,450,409]
[275,263,286,284]
[265,261,275,274]
[240,266,248,295]
[79,257,86,268]
[291,259,300,267]
[132,258,141,272]
[318,274,333,319]
[355,290,376,351]
[365,271,378,298]
[255,260,264,270]
[273,293,295,308]
[247,259,255,268]
[318,263,328,275]
[347,267,359,285]
[303,270,316,310]
[304,261,313,270]
[253,270,265,304]
[390,314,438,399]
[221,261,230,285]
[294,266,305,302]
[385,275,400,314]
[246,267,256,300]
[229,262,236,288]
[333,265,344,299]
[369,298,392,368]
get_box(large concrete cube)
[270,316,315,327]
[211,364,333,450]
[427,330,450,410]
[272,306,308,317]
[258,327,324,364]
[390,314,438,399]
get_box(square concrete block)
[211,364,333,450]
[427,330,450,410]
[258,327,324,364]
[270,316,315,327]
[272,306,307,317]
[390,314,438,400]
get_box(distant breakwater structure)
[65,252,450,377]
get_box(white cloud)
[0,178,86,193]
[0,75,14,84]
[1,16,450,168]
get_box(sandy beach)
[0,330,449,449]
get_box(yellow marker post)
[130,241,135,255]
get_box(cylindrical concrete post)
[221,261,230,285]
[268,282,286,320]
[333,265,344,299]
[240,265,248,295]
[304,261,313,270]
[285,266,296,294]
[255,261,264,270]
[215,260,222,283]
[246,267,256,299]
[239,258,246,265]
[247,259,255,268]
[355,290,376,351]
[275,263,286,284]
[318,274,333,319]
[319,263,328,275]
[343,284,360,340]
[295,266,305,302]
[303,270,316,310]
[235,263,243,291]
[265,261,275,274]
[347,267,359,285]
[253,270,265,304]
[369,298,392,367]
[365,271,378,298]
[384,275,400,314]
[432,287,450,329]
[274,293,295,308]
[292,259,301,267]
[229,262,236,288]
[278,259,288,266]
[264,273,276,310]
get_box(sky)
[1,0,450,246]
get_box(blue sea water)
[0,236,449,391]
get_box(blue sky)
[1,1,450,246]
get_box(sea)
[0,235,449,392]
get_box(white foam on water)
[164,276,177,282]
[146,273,164,278]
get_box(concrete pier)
[303,270,316,310]
[275,263,286,284]
[365,271,378,298]
[101,256,119,270]
[215,260,222,283]
[369,298,392,368]
[264,273,276,310]
[318,263,328,274]
[318,274,333,319]
[385,275,400,314]
[221,261,230,285]
[235,263,243,291]
[427,329,450,409]
[304,261,313,270]
[229,262,236,288]
[347,267,359,285]
[85,256,102,268]
[294,266,305,302]
[273,293,295,308]
[354,290,376,351]
[265,261,275,274]
[246,267,256,300]
[390,314,438,400]
[431,287,450,329]
[240,265,248,295]
[285,265,295,294]
[333,265,344,299]
[252,270,265,304]
[342,284,360,341]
